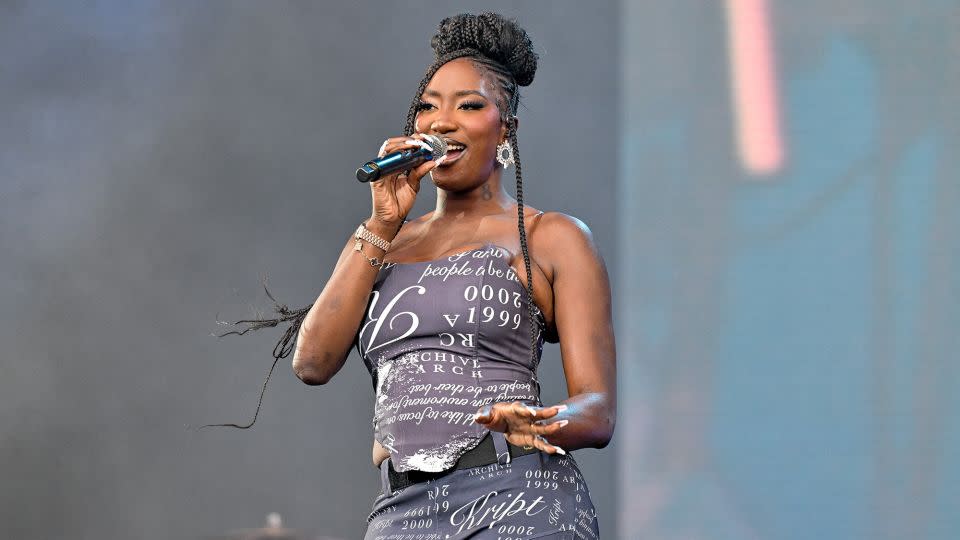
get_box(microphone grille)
[422,134,447,157]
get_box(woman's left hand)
[474,401,569,455]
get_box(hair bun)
[430,12,538,87]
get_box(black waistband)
[386,433,539,491]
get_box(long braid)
[202,279,311,429]
[508,122,542,399]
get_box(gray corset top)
[354,243,546,472]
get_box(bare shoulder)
[530,211,601,261]
[536,211,593,239]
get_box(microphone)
[356,134,447,183]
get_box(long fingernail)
[405,138,431,151]
[524,405,538,417]
[554,446,567,455]
[555,405,568,413]
[556,419,569,428]
[434,154,448,165]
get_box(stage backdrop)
[619,2,959,539]
[0,2,618,539]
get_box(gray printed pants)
[365,432,600,539]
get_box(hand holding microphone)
[357,133,447,183]
[362,134,448,238]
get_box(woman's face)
[415,58,508,191]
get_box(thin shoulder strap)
[528,210,546,231]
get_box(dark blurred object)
[206,512,345,540]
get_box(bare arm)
[291,220,399,385]
[474,213,617,451]
[543,213,617,449]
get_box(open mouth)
[438,140,466,167]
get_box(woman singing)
[223,11,615,539]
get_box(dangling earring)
[496,141,515,168]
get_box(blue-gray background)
[2,1,957,539]
[620,2,958,540]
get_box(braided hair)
[207,12,542,428]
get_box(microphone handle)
[356,147,434,183]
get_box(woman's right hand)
[367,134,441,236]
